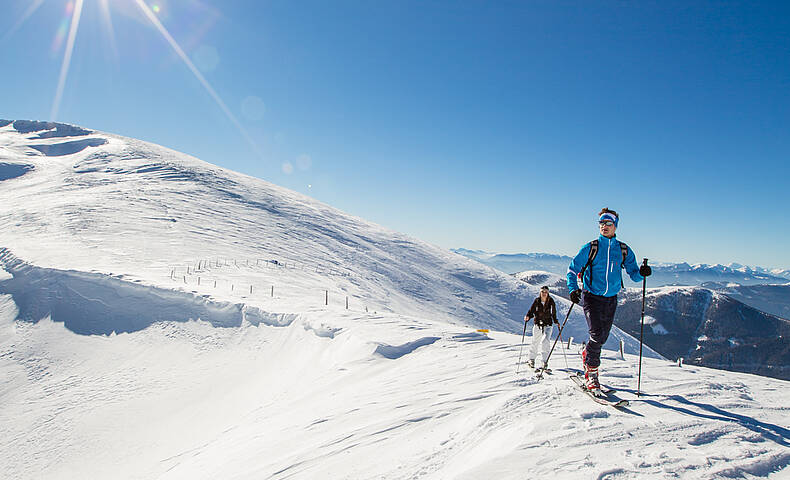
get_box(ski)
[569,374,629,408]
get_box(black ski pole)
[537,302,574,379]
[557,327,570,370]
[637,258,648,396]
[516,315,531,374]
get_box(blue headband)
[599,212,618,227]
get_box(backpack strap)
[619,241,629,287]
[579,240,598,290]
[619,241,628,265]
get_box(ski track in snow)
[0,122,787,479]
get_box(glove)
[570,289,582,304]
[640,265,652,277]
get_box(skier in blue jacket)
[567,208,652,392]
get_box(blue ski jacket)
[567,235,643,297]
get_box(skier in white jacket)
[525,286,557,372]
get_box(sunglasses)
[599,220,615,227]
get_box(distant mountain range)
[453,249,573,278]
[615,287,790,381]
[453,249,790,286]
[702,283,790,320]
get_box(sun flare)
[51,0,84,121]
[3,0,262,159]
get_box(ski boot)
[536,361,551,374]
[581,346,588,369]
[584,365,601,395]
[582,349,602,394]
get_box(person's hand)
[570,289,582,304]
[640,265,652,277]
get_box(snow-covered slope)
[1,121,788,479]
[512,270,564,287]
[0,120,538,332]
[2,294,788,479]
[0,120,651,348]
[513,270,566,295]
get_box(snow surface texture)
[0,121,788,479]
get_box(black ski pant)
[582,291,618,368]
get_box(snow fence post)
[325,290,328,306]
[250,285,253,294]
[567,337,573,349]
[271,285,274,297]
[346,296,348,310]
[620,339,625,360]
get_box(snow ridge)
[0,248,298,334]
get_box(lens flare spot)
[133,0,263,159]
[50,20,69,55]
[193,45,220,72]
[241,96,266,121]
[296,154,312,171]
[152,4,161,13]
[282,162,294,175]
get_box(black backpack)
[579,239,629,288]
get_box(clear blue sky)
[2,1,789,268]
